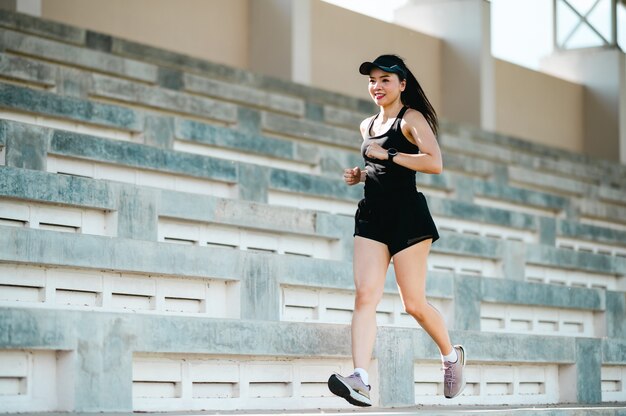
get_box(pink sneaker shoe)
[328,372,371,407]
[443,345,467,399]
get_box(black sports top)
[361,106,420,198]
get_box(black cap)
[359,55,406,78]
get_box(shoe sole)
[444,344,466,399]
[327,374,372,407]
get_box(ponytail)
[402,66,439,137]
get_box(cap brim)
[359,61,403,76]
[359,61,376,75]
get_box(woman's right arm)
[342,117,371,186]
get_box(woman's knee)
[404,298,430,322]
[354,286,383,309]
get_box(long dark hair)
[378,54,439,137]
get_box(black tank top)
[361,106,420,199]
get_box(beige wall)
[541,49,623,162]
[494,59,584,153]
[248,0,293,82]
[394,0,492,130]
[41,0,249,69]
[310,1,442,114]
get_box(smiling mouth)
[374,94,385,99]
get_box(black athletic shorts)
[353,191,439,256]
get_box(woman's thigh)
[353,236,391,303]
[392,239,431,305]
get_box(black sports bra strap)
[393,106,409,128]
[367,113,378,136]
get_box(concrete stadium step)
[3,406,626,416]
[1,69,625,201]
[3,149,626,260]
[3,168,626,266]
[0,28,371,124]
[5,151,624,288]
[439,128,626,190]
[2,306,624,410]
[0,223,622,339]
[4,112,624,232]
[1,180,622,291]
[0,253,616,338]
[1,51,624,193]
[2,62,620,197]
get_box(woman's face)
[368,67,405,106]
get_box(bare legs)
[351,237,453,371]
[351,236,390,369]
[393,239,453,356]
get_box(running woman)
[328,54,466,407]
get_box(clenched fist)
[343,166,362,186]
[365,142,387,160]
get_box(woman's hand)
[365,142,387,160]
[343,166,362,186]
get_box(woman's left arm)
[364,110,443,174]
[396,110,442,174]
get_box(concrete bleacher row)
[1,223,624,409]
[1,120,624,286]
[0,9,625,413]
